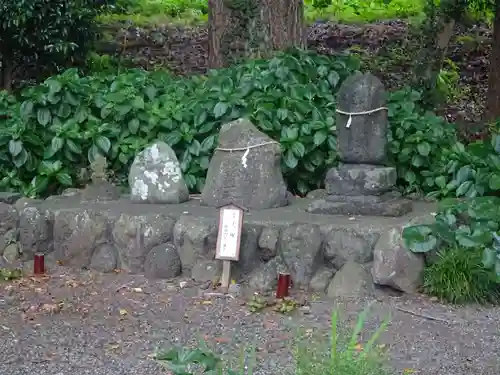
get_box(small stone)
[2,243,20,263]
[144,242,182,279]
[191,260,221,282]
[129,141,189,204]
[309,266,335,293]
[371,226,425,293]
[327,262,374,299]
[200,118,288,209]
[90,244,118,273]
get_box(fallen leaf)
[354,343,363,352]
[119,308,128,316]
[201,300,212,305]
[113,268,122,273]
[403,369,415,374]
[56,260,63,265]
[131,287,143,293]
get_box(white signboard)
[215,205,243,261]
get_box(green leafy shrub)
[0,0,103,90]
[0,49,359,196]
[403,196,500,281]
[386,87,457,194]
[423,247,500,304]
[387,89,500,198]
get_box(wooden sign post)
[215,203,245,293]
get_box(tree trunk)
[0,53,14,92]
[486,0,500,122]
[208,0,306,69]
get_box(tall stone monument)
[308,72,412,216]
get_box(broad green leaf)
[213,102,229,118]
[313,130,328,146]
[95,136,111,154]
[56,172,72,186]
[37,108,51,126]
[291,141,305,158]
[128,118,140,134]
[417,141,431,156]
[188,139,201,156]
[489,173,500,190]
[483,247,496,268]
[283,149,298,169]
[402,225,437,253]
[200,135,216,153]
[8,140,23,157]
[161,131,183,146]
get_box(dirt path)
[0,267,499,375]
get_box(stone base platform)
[0,193,435,298]
[307,193,413,217]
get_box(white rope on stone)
[215,141,279,169]
[336,107,388,128]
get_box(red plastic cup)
[276,272,291,299]
[33,253,45,275]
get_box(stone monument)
[129,141,189,204]
[308,72,412,216]
[200,118,288,210]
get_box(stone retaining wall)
[0,191,434,298]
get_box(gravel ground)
[0,266,499,375]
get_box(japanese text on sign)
[216,208,242,260]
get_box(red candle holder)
[276,272,291,299]
[33,253,45,275]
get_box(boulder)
[191,259,221,282]
[327,262,375,298]
[200,118,288,209]
[371,226,425,293]
[0,202,18,236]
[258,226,280,261]
[53,209,109,268]
[112,213,176,273]
[90,244,118,273]
[309,266,335,293]
[18,205,52,259]
[144,242,182,279]
[323,229,378,269]
[172,216,218,269]
[129,141,189,204]
[279,223,323,286]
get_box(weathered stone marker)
[200,118,288,210]
[308,72,412,217]
[129,141,189,204]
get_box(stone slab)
[325,164,397,196]
[307,197,413,217]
